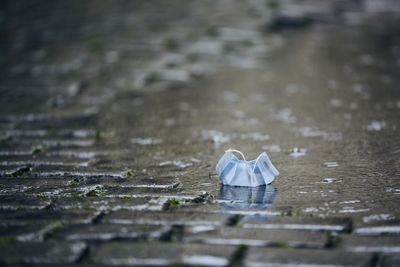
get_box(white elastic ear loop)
[225,148,246,161]
[226,148,257,184]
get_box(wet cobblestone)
[1,0,400,266]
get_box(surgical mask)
[216,149,279,187]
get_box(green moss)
[31,144,45,156]
[0,236,16,245]
[275,241,289,248]
[325,230,340,248]
[86,38,104,56]
[95,129,102,143]
[144,72,161,85]
[229,243,248,267]
[163,198,185,210]
[86,187,106,197]
[206,25,219,37]
[124,169,135,177]
[35,192,48,199]
[281,210,316,217]
[121,195,134,200]
[169,198,181,206]
[266,0,280,10]
[238,244,249,250]
[11,165,31,177]
[163,37,179,51]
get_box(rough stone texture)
[340,235,400,253]
[1,0,400,265]
[91,242,236,266]
[241,216,352,232]
[0,241,86,264]
[245,248,373,267]
[52,223,168,241]
[185,226,328,248]
[104,210,233,227]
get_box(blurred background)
[1,0,400,265]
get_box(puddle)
[239,133,270,141]
[131,138,163,145]
[289,147,307,158]
[159,160,193,169]
[330,98,343,108]
[217,185,276,210]
[338,207,370,214]
[262,145,281,153]
[323,162,338,168]
[201,130,231,146]
[362,214,394,223]
[366,121,386,131]
[276,108,296,124]
[321,178,337,184]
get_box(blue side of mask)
[216,149,279,187]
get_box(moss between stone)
[86,187,106,197]
[274,241,289,249]
[163,198,184,210]
[11,165,32,178]
[206,25,219,37]
[163,37,179,51]
[0,236,16,245]
[325,230,340,248]
[229,244,248,267]
[95,129,102,143]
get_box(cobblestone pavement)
[1,0,400,266]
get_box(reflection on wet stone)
[217,185,277,210]
[2,0,400,266]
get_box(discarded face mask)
[216,149,279,187]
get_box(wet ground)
[1,0,400,266]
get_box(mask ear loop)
[226,148,257,185]
[225,148,246,161]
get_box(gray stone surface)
[104,210,233,226]
[91,241,236,266]
[0,241,86,264]
[53,223,168,241]
[185,226,328,248]
[241,216,352,232]
[340,235,400,253]
[1,0,400,266]
[245,248,373,267]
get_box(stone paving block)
[0,241,86,264]
[30,167,126,179]
[0,155,91,168]
[0,209,99,225]
[91,241,236,266]
[244,247,373,267]
[53,223,168,241]
[354,225,400,236]
[176,202,283,217]
[241,216,352,232]
[352,218,400,236]
[0,195,51,210]
[0,177,67,193]
[103,186,185,197]
[104,210,232,226]
[0,164,32,177]
[185,226,328,248]
[51,196,166,212]
[0,223,50,242]
[340,235,400,253]
[379,254,400,267]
